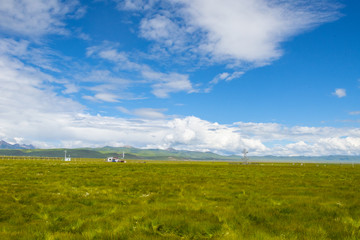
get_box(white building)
[107,157,126,163]
[107,157,118,162]
[64,150,71,161]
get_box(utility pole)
[242,149,248,165]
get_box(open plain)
[0,158,359,239]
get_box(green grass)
[0,158,359,239]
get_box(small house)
[107,157,119,162]
[107,157,126,163]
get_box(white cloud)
[205,71,244,92]
[143,71,194,98]
[226,72,244,81]
[0,1,356,156]
[0,38,64,72]
[0,53,84,146]
[62,83,79,94]
[87,44,195,98]
[235,122,360,143]
[1,54,358,156]
[0,38,29,56]
[82,90,125,102]
[140,14,189,51]
[133,108,167,119]
[94,93,120,102]
[87,45,142,71]
[0,0,82,37]
[83,70,130,85]
[270,137,360,156]
[210,71,244,85]
[0,38,82,101]
[1,55,360,156]
[77,70,139,102]
[82,95,97,102]
[133,0,340,66]
[115,0,158,11]
[118,106,167,119]
[333,88,346,98]
[0,50,354,155]
[349,111,360,115]
[117,106,131,114]
[141,15,176,40]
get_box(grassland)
[0,158,359,239]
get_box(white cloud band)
[137,0,341,66]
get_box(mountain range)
[0,140,359,162]
[0,140,35,150]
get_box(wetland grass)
[0,158,359,239]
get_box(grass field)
[0,158,359,239]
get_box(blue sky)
[0,0,360,156]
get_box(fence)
[0,156,64,161]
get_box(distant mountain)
[0,145,238,160]
[90,146,238,160]
[0,140,35,150]
[0,143,359,162]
